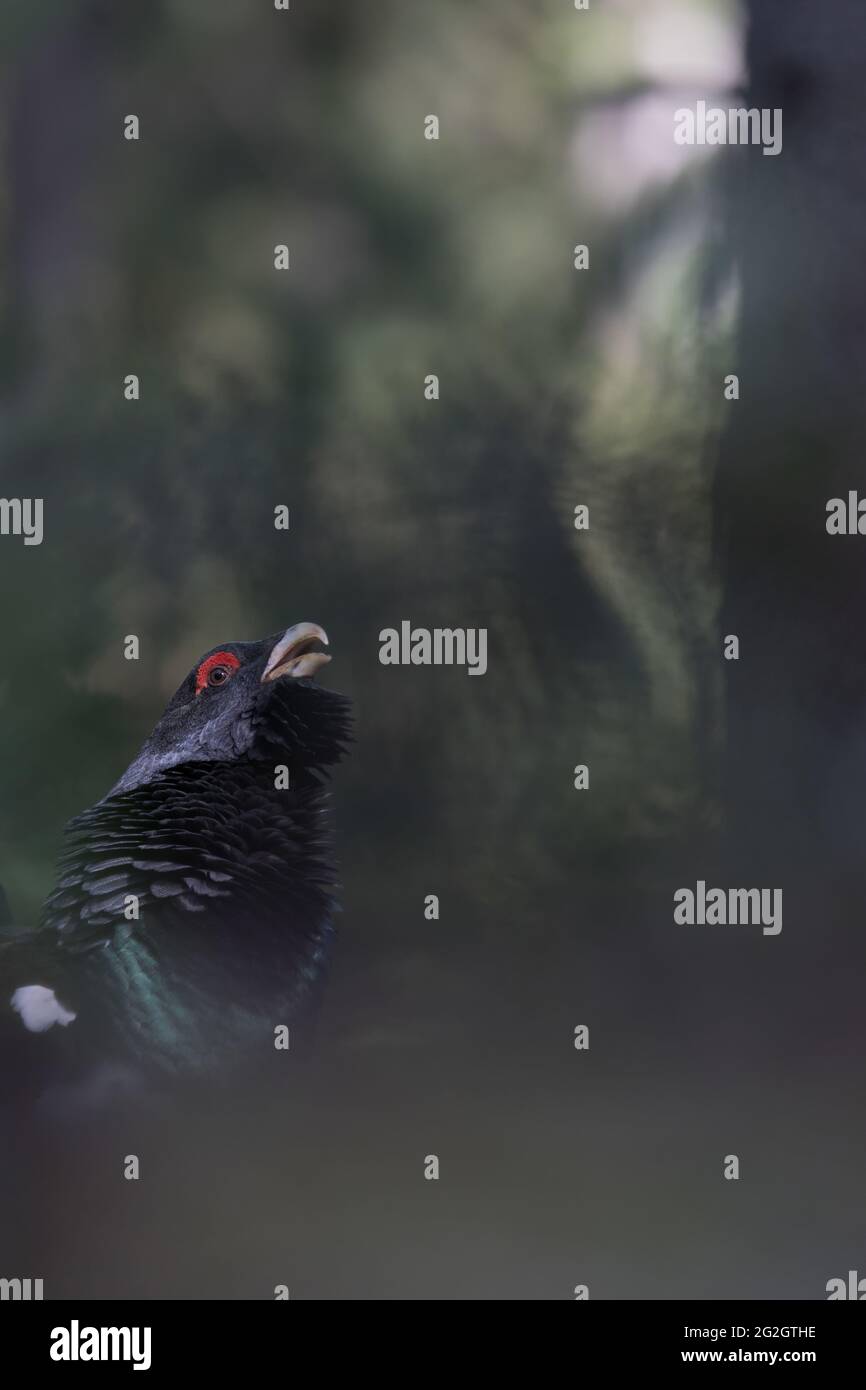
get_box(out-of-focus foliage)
[0,0,735,963]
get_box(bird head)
[108,623,350,796]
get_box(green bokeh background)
[2,0,863,1299]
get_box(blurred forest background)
[2,0,866,1299]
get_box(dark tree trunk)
[5,3,114,403]
[718,0,866,873]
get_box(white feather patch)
[11,985,77,1033]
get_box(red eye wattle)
[195,650,241,695]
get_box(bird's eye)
[195,650,241,695]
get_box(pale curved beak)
[261,623,331,682]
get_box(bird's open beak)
[261,623,331,682]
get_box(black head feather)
[110,626,350,795]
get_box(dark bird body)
[0,624,350,1106]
